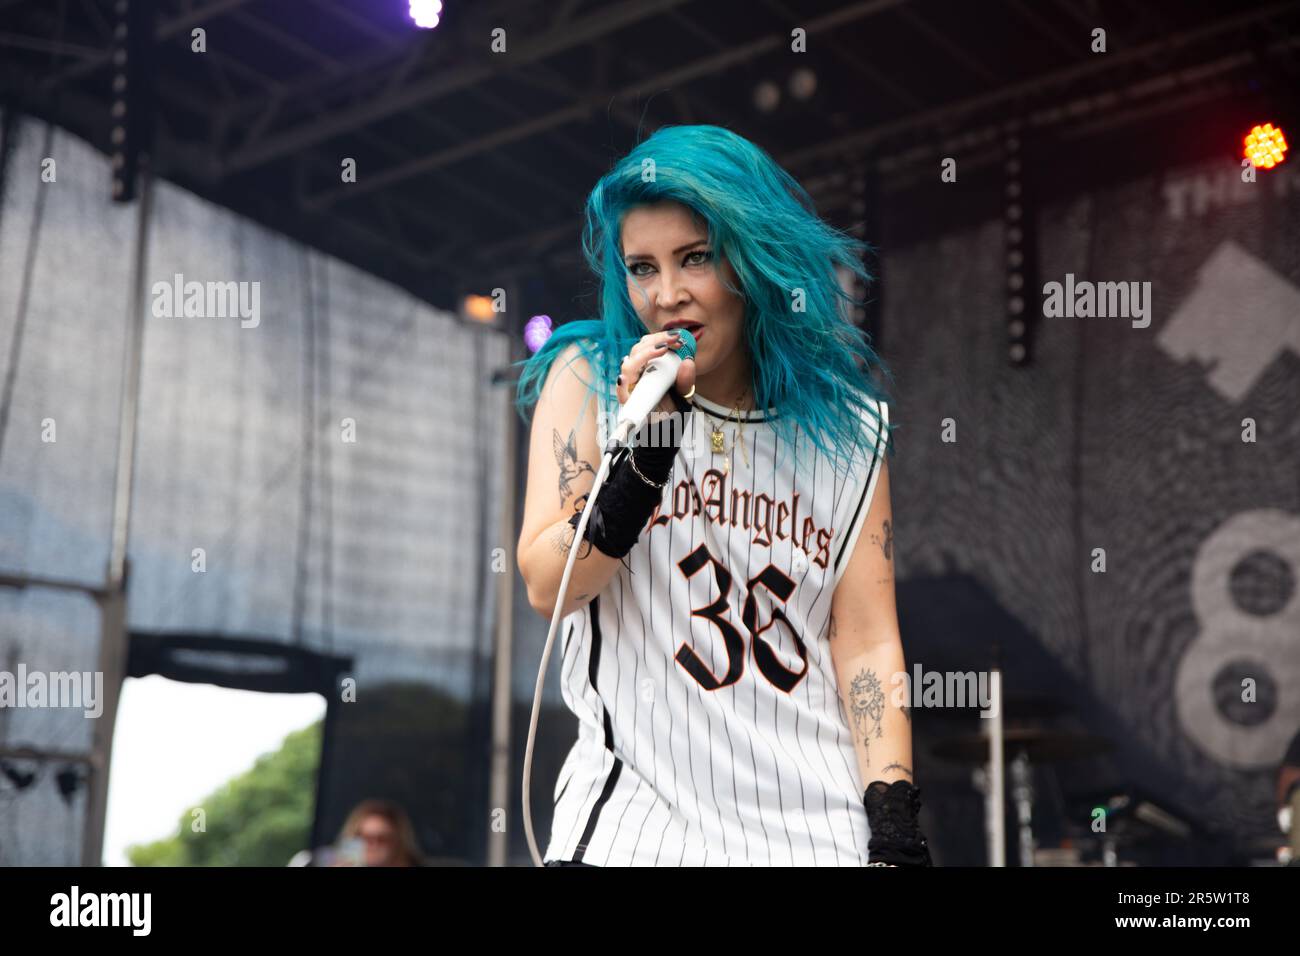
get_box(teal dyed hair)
[513,123,895,478]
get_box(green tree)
[128,720,321,867]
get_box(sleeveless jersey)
[545,388,890,866]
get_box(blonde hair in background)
[336,799,425,867]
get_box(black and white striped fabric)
[545,391,890,866]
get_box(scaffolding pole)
[80,156,154,866]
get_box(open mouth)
[667,323,704,345]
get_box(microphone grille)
[673,327,698,361]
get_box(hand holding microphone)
[612,327,697,446]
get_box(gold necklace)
[709,410,731,454]
[709,391,752,475]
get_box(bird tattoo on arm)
[554,427,596,506]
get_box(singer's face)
[621,202,746,375]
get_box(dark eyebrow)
[623,240,708,262]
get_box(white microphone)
[608,329,698,448]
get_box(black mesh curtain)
[874,122,1300,855]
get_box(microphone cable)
[521,330,696,867]
[521,441,619,867]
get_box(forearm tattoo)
[881,762,913,780]
[848,668,885,764]
[548,520,591,560]
[554,427,595,507]
[549,523,574,555]
[548,483,593,560]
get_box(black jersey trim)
[573,758,622,862]
[833,405,889,575]
[690,394,778,423]
[588,596,615,751]
[573,594,620,862]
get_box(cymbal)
[930,728,1113,764]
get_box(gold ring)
[683,385,696,400]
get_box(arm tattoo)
[848,668,885,764]
[869,518,893,561]
[548,521,591,559]
[870,519,894,586]
[554,427,595,507]
[881,762,913,779]
[549,524,574,556]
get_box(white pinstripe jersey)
[545,389,890,866]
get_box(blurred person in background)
[289,798,426,867]
[337,799,426,867]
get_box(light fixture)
[524,315,553,354]
[409,0,444,29]
[461,293,496,325]
[1243,122,1288,169]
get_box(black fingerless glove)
[567,387,693,560]
[864,779,933,867]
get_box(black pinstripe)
[808,437,866,862]
[742,427,775,861]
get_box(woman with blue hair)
[516,124,931,867]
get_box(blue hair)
[513,123,895,478]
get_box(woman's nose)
[656,271,688,308]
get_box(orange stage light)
[1243,122,1288,169]
[461,294,497,324]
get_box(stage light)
[409,0,443,29]
[789,68,817,100]
[1243,122,1288,169]
[753,81,780,113]
[524,315,553,354]
[461,293,496,324]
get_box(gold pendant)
[711,427,726,454]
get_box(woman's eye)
[627,250,710,277]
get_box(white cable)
[522,446,618,867]
[521,331,696,867]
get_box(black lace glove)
[863,779,933,867]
